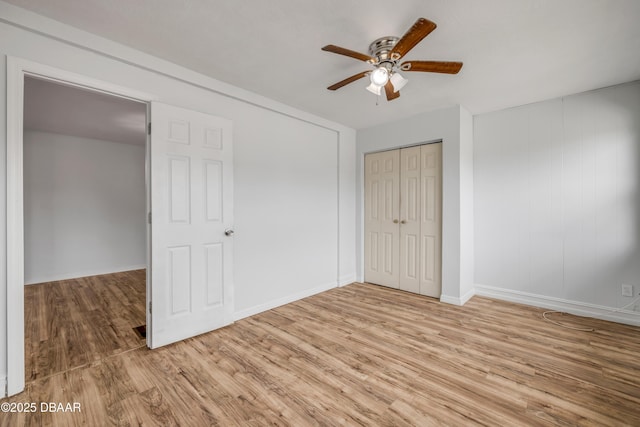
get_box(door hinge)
[147,122,151,135]
[148,212,152,224]
[149,301,152,314]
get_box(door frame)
[6,57,157,396]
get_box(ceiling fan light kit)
[322,18,463,102]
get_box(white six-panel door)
[364,150,400,288]
[150,102,233,348]
[364,144,442,297]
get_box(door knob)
[393,219,399,224]
[224,229,235,236]
[400,220,407,224]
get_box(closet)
[364,143,442,297]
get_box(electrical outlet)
[622,284,633,297]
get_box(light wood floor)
[3,278,640,426]
[24,270,146,382]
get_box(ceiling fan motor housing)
[368,36,399,62]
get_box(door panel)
[150,102,233,348]
[420,143,442,297]
[364,150,400,288]
[399,146,421,293]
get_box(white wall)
[0,1,357,392]
[339,128,357,286]
[232,111,339,316]
[474,81,640,325]
[23,131,146,284]
[356,105,474,304]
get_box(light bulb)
[370,67,389,86]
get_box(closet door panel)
[364,150,400,288]
[399,146,421,293]
[420,143,442,297]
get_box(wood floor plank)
[4,279,640,426]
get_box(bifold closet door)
[364,150,400,288]
[365,143,442,297]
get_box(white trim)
[10,58,155,102]
[440,287,475,306]
[6,56,25,397]
[25,265,148,286]
[6,56,156,397]
[339,274,357,287]
[475,284,640,327]
[233,281,337,321]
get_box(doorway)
[22,75,148,382]
[6,58,155,396]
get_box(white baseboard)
[440,287,476,306]
[234,281,337,321]
[475,284,640,327]
[339,274,357,287]
[25,264,147,285]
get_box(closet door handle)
[393,219,399,224]
[400,220,407,224]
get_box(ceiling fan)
[322,18,463,101]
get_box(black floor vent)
[133,325,146,339]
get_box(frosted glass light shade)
[390,72,408,91]
[370,67,389,86]
[366,82,382,95]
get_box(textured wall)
[474,82,640,311]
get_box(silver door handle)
[224,229,234,236]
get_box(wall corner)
[458,105,475,299]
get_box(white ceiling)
[10,0,640,130]
[24,76,147,145]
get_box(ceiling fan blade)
[400,60,463,74]
[389,18,437,60]
[322,45,375,63]
[327,71,369,91]
[384,81,400,101]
